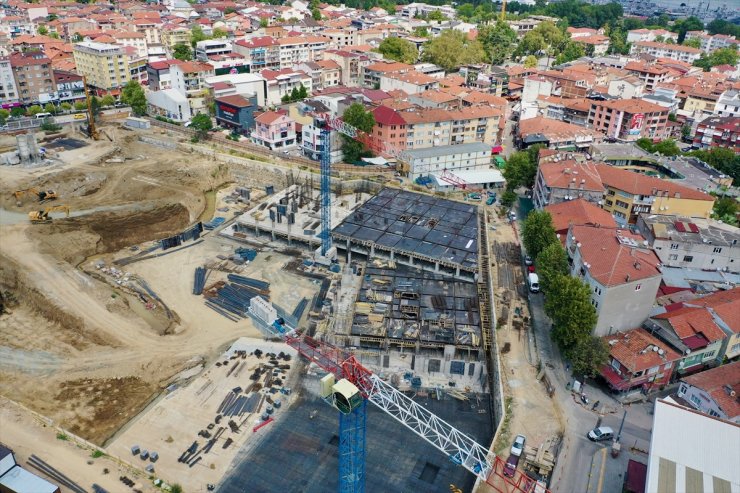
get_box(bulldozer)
[28,205,70,223]
[13,187,58,203]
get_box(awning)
[600,365,631,391]
[682,334,709,350]
[625,460,647,493]
[491,145,503,154]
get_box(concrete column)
[408,255,413,266]
[456,266,460,277]
[390,250,395,260]
[370,243,375,256]
[435,262,439,272]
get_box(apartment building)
[379,71,439,94]
[400,3,456,19]
[9,51,55,104]
[302,115,344,164]
[161,25,191,52]
[110,30,148,58]
[251,111,298,150]
[195,39,232,61]
[588,99,669,141]
[518,116,602,150]
[532,158,605,208]
[403,106,502,149]
[545,198,616,239]
[362,60,412,89]
[323,49,371,87]
[596,164,715,225]
[636,215,740,273]
[566,225,662,336]
[678,363,740,423]
[630,41,702,64]
[715,90,740,118]
[277,35,328,69]
[53,69,85,104]
[624,61,671,91]
[693,115,740,152]
[233,37,280,72]
[404,142,492,181]
[73,41,130,94]
[685,31,738,53]
[170,61,215,113]
[626,28,678,44]
[0,56,19,107]
[261,68,312,106]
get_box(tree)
[61,102,72,111]
[421,30,485,72]
[44,103,57,114]
[523,55,538,68]
[40,117,61,132]
[38,25,48,35]
[503,151,536,191]
[260,18,269,28]
[11,107,25,118]
[120,80,147,116]
[427,10,446,22]
[377,37,418,64]
[501,190,517,207]
[190,112,213,139]
[570,336,609,377]
[713,196,739,226]
[100,95,115,107]
[707,18,740,37]
[341,103,375,163]
[212,27,228,39]
[554,41,585,65]
[0,109,8,126]
[170,485,183,493]
[49,32,60,39]
[74,101,86,111]
[27,105,43,116]
[515,31,546,57]
[71,32,82,42]
[191,26,207,48]
[545,275,598,355]
[456,3,475,20]
[311,7,322,20]
[478,21,518,65]
[90,96,101,118]
[412,26,429,38]
[297,84,308,99]
[686,147,740,182]
[607,25,630,55]
[521,210,558,260]
[694,47,740,71]
[535,242,569,294]
[683,38,701,49]
[173,43,193,61]
[672,16,704,43]
[653,139,680,156]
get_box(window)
[635,284,642,291]
[731,342,740,353]
[669,254,678,261]
[683,255,694,262]
[713,247,722,253]
[689,394,702,408]
[703,350,715,359]
[670,243,679,250]
[708,409,720,417]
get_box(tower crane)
[284,332,548,493]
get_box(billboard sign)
[628,113,644,136]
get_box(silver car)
[511,434,526,457]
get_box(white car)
[511,434,526,457]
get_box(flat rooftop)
[641,214,740,247]
[352,266,481,348]
[332,188,479,271]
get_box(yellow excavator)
[28,205,70,223]
[13,187,58,203]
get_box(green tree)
[694,47,740,71]
[713,196,738,226]
[90,96,101,118]
[523,55,538,68]
[501,190,517,207]
[421,30,485,72]
[522,210,558,260]
[191,25,207,47]
[38,25,48,35]
[377,37,418,64]
[212,27,228,39]
[0,109,8,126]
[477,21,518,65]
[570,336,609,377]
[260,18,269,28]
[74,101,86,111]
[40,117,61,132]
[412,26,429,38]
[170,485,183,493]
[535,242,569,294]
[44,102,57,114]
[515,31,546,57]
[545,275,598,355]
[27,105,43,116]
[190,112,213,139]
[653,139,680,156]
[554,41,585,65]
[672,16,704,43]
[707,19,740,37]
[635,137,655,153]
[72,32,82,42]
[607,25,630,55]
[685,147,740,182]
[312,7,322,20]
[297,84,308,99]
[456,3,475,20]
[120,80,147,116]
[100,95,116,107]
[11,107,25,117]
[341,103,375,163]
[173,43,193,61]
[427,10,446,22]
[683,38,701,48]
[503,151,536,191]
[61,102,72,111]
[49,32,60,39]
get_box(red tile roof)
[603,328,681,373]
[255,111,290,125]
[235,36,278,48]
[654,306,727,343]
[372,105,406,126]
[682,361,740,419]
[685,287,740,335]
[571,225,662,287]
[594,164,713,202]
[545,198,617,233]
[538,161,604,192]
[216,95,253,108]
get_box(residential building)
[588,99,669,141]
[693,115,740,152]
[9,51,55,104]
[302,116,344,164]
[147,59,181,91]
[251,111,298,150]
[647,288,740,375]
[146,88,192,122]
[685,31,738,53]
[215,94,258,136]
[323,49,371,87]
[544,198,617,239]
[277,35,328,69]
[371,105,408,154]
[379,71,439,94]
[403,142,492,181]
[715,90,740,118]
[170,61,215,113]
[637,215,740,273]
[572,34,610,56]
[53,69,84,104]
[630,41,702,64]
[0,56,19,107]
[233,36,280,72]
[110,30,148,58]
[162,25,192,52]
[532,156,605,208]
[626,28,678,44]
[315,60,341,89]
[206,53,250,76]
[538,96,592,127]
[645,400,740,493]
[600,328,681,393]
[204,73,268,107]
[362,60,412,89]
[624,61,671,91]
[607,76,645,99]
[538,70,589,98]
[195,39,233,62]
[261,68,312,106]
[73,41,130,94]
[566,225,663,335]
[0,444,60,493]
[641,87,681,113]
[399,105,502,149]
[400,3,456,19]
[678,362,740,423]
[518,116,602,150]
[596,164,715,225]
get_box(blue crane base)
[338,399,366,493]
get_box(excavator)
[13,187,58,203]
[28,205,70,223]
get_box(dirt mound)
[27,203,190,264]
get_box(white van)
[35,112,52,119]
[528,273,540,293]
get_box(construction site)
[0,113,559,493]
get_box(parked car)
[528,273,540,293]
[511,435,526,457]
[524,255,533,266]
[74,113,86,120]
[528,265,535,273]
[503,453,520,478]
[587,426,614,442]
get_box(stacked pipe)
[291,297,309,321]
[193,267,207,295]
[228,274,270,291]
